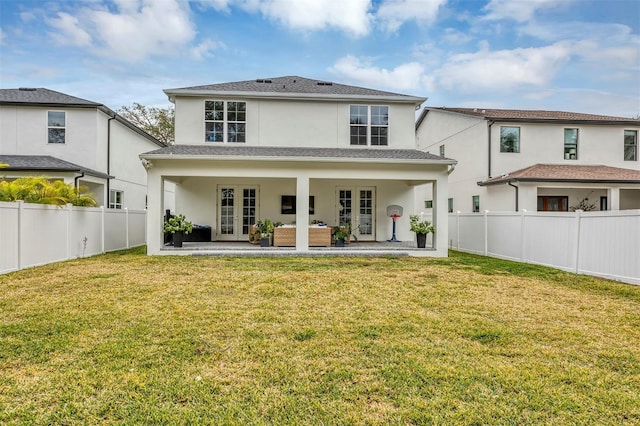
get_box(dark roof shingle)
[0,155,111,179]
[0,88,100,106]
[141,145,453,163]
[165,76,424,102]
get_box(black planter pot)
[335,238,345,247]
[173,231,184,248]
[260,237,271,247]
[416,233,427,248]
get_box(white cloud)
[48,12,92,46]
[330,55,425,91]
[239,0,372,36]
[376,0,447,32]
[190,38,226,60]
[436,42,572,93]
[482,0,568,22]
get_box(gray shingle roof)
[141,145,453,163]
[0,155,111,179]
[479,164,640,185]
[165,76,425,102]
[0,88,100,106]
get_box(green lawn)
[1,248,638,425]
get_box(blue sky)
[1,0,639,117]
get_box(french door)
[217,185,259,241]
[336,187,376,241]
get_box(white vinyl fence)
[1,200,146,274]
[449,209,640,285]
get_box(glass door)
[336,187,375,241]
[217,185,259,240]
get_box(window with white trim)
[448,198,453,213]
[48,111,66,143]
[564,128,578,160]
[350,105,388,146]
[205,101,246,143]
[624,130,637,161]
[472,195,480,213]
[109,189,123,209]
[439,144,445,156]
[500,126,520,153]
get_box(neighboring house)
[415,107,640,213]
[140,76,455,255]
[0,87,169,210]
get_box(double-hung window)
[472,195,480,213]
[350,105,388,146]
[48,111,66,144]
[205,101,246,143]
[624,130,637,161]
[500,126,520,153]
[564,128,578,160]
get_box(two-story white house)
[140,76,455,255]
[0,88,168,210]
[416,107,640,213]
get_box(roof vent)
[19,87,37,91]
[317,81,333,86]
[256,79,272,83]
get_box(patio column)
[608,187,620,210]
[146,168,164,255]
[296,175,310,252]
[433,174,449,257]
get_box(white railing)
[449,210,640,285]
[0,201,146,274]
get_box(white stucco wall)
[173,97,417,149]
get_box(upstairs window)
[624,130,637,161]
[48,111,66,143]
[448,198,453,213]
[205,101,246,143]
[350,105,388,146]
[500,126,520,153]
[439,144,445,156]
[564,128,578,160]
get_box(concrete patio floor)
[160,240,437,257]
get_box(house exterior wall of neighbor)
[0,106,100,168]
[174,97,417,149]
[416,108,640,213]
[0,90,170,211]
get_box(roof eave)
[478,177,640,186]
[139,153,455,165]
[163,89,426,104]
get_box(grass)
[1,247,639,425]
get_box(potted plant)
[163,214,193,248]
[409,214,434,248]
[332,226,350,247]
[255,219,275,247]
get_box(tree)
[117,103,174,145]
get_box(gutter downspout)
[508,181,519,212]
[74,172,85,189]
[487,120,494,179]
[106,114,116,206]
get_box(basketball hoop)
[386,205,403,242]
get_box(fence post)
[125,208,130,249]
[520,209,527,262]
[484,210,489,256]
[101,206,106,254]
[456,211,460,250]
[17,200,23,270]
[574,209,582,274]
[66,203,72,260]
